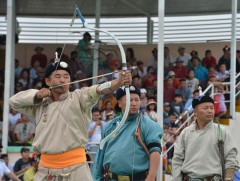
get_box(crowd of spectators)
[0,32,240,178]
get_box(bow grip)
[122,63,129,88]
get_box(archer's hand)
[119,70,132,86]
[36,88,51,99]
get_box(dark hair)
[0,154,8,159]
[126,48,135,58]
[92,107,100,113]
[193,90,200,94]
[174,94,182,98]
[164,46,169,50]
[205,49,211,55]
[147,66,154,72]
[137,60,144,66]
[179,79,186,83]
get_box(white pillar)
[157,0,165,180]
[230,0,237,120]
[2,0,16,153]
[92,0,101,85]
[147,16,154,44]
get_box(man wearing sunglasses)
[172,95,238,181]
[94,85,163,181]
[10,60,132,181]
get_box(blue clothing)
[170,102,184,117]
[192,65,209,81]
[175,88,192,102]
[184,98,193,114]
[93,113,163,181]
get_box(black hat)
[223,45,230,51]
[20,147,30,153]
[192,95,214,109]
[116,85,141,100]
[115,85,141,112]
[44,61,71,78]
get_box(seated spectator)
[15,59,23,80]
[164,46,175,70]
[14,115,36,146]
[171,57,189,79]
[165,71,179,89]
[88,108,106,164]
[218,45,231,71]
[147,48,158,74]
[1,154,14,181]
[32,67,45,88]
[175,79,192,105]
[132,75,142,88]
[69,50,82,79]
[23,152,39,181]
[101,101,115,121]
[170,94,184,117]
[163,102,172,119]
[162,118,175,161]
[202,49,217,69]
[187,50,200,70]
[186,70,199,93]
[105,112,115,122]
[216,63,230,82]
[136,60,147,78]
[164,77,176,103]
[214,85,228,120]
[126,47,137,66]
[14,82,24,94]
[175,46,191,66]
[140,88,148,112]
[18,69,32,90]
[29,60,40,81]
[184,90,200,114]
[146,99,158,122]
[9,108,21,144]
[189,57,209,88]
[31,46,47,68]
[98,93,117,113]
[142,66,157,90]
[13,147,31,181]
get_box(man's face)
[194,102,214,123]
[21,115,29,123]
[118,93,141,115]
[45,70,70,94]
[180,81,186,88]
[21,151,30,159]
[92,111,101,122]
[219,64,226,72]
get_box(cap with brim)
[146,99,157,107]
[164,102,170,106]
[192,95,214,109]
[163,118,171,126]
[115,85,141,112]
[178,46,185,50]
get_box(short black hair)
[0,154,8,159]
[92,107,100,113]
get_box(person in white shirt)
[175,46,191,66]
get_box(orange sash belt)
[40,147,86,169]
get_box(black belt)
[183,174,222,181]
[107,171,148,181]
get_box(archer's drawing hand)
[36,88,51,99]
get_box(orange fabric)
[40,147,86,169]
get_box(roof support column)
[230,0,237,120]
[147,16,154,44]
[92,0,101,85]
[3,0,16,153]
[157,0,165,181]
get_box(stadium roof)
[0,0,239,17]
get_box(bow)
[74,6,130,149]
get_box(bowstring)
[49,9,77,88]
